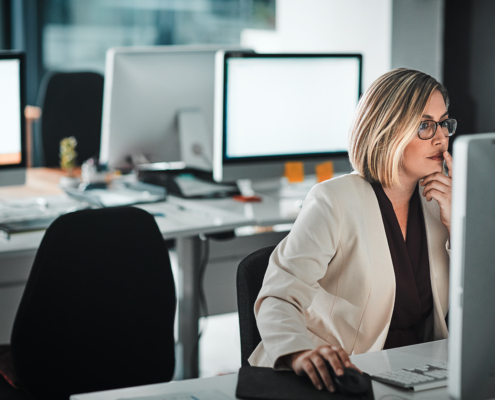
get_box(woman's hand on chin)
[420,150,453,235]
[283,345,360,392]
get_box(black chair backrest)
[11,207,176,400]
[237,245,276,366]
[38,71,104,167]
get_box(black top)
[371,183,433,349]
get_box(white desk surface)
[193,194,303,227]
[0,193,256,256]
[0,176,312,256]
[72,340,451,400]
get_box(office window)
[40,0,275,71]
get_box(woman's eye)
[440,120,449,128]
[419,122,429,130]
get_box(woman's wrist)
[283,350,312,369]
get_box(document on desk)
[119,390,233,400]
[64,183,166,207]
[174,175,238,198]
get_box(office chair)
[10,207,176,400]
[237,245,276,366]
[37,71,104,167]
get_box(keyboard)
[0,216,58,234]
[371,362,448,391]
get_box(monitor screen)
[214,52,362,182]
[224,54,361,160]
[448,133,495,400]
[0,58,22,166]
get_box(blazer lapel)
[355,174,396,352]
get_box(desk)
[0,169,308,379]
[0,169,256,380]
[71,340,451,400]
[0,168,66,198]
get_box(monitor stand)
[178,109,212,172]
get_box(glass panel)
[40,0,276,71]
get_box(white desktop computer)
[100,45,249,171]
[0,51,26,187]
[213,51,362,183]
[449,133,495,400]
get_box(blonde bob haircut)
[349,68,449,188]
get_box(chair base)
[0,376,32,400]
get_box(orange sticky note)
[316,161,334,183]
[284,161,304,183]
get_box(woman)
[248,68,455,392]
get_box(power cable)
[190,234,210,370]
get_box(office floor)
[199,313,241,378]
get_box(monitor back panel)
[449,133,495,400]
[100,45,244,168]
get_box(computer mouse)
[328,366,370,397]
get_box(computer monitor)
[0,51,26,187]
[100,45,249,171]
[213,51,362,183]
[449,133,495,400]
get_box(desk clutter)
[137,163,240,199]
[0,180,167,236]
[64,181,167,208]
[62,159,241,200]
[0,196,87,236]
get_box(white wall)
[241,0,392,90]
[391,0,444,81]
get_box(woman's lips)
[428,154,444,162]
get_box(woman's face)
[402,90,449,182]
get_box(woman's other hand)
[284,345,361,392]
[421,150,453,235]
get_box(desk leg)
[177,236,201,379]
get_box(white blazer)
[249,172,450,368]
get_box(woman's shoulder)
[303,172,374,216]
[310,171,371,199]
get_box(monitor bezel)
[220,51,363,166]
[0,51,27,171]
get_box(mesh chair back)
[237,246,276,366]
[38,71,104,167]
[11,207,176,400]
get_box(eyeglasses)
[417,118,458,140]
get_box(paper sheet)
[174,175,237,197]
[64,183,166,207]
[118,389,233,400]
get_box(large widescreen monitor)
[0,51,26,186]
[449,133,495,400]
[213,51,362,182]
[100,45,248,171]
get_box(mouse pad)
[236,366,374,400]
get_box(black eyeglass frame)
[417,118,458,140]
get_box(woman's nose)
[432,127,449,145]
